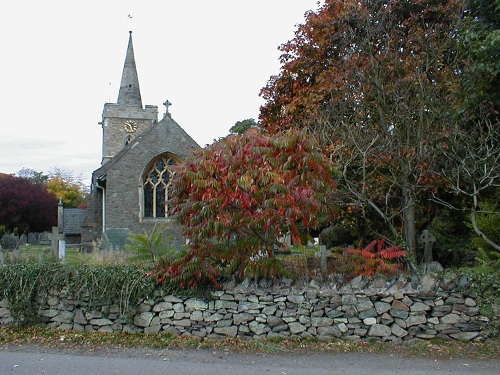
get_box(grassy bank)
[0,326,499,361]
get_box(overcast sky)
[0,0,321,184]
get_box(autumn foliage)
[258,0,485,258]
[0,174,58,233]
[342,238,408,279]
[160,129,337,288]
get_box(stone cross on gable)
[163,100,172,112]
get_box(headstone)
[0,234,18,250]
[315,245,331,274]
[419,230,436,263]
[19,234,27,246]
[58,239,66,259]
[39,231,51,245]
[28,232,39,245]
[102,228,131,251]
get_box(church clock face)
[123,120,138,133]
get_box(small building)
[81,32,200,251]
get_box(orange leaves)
[344,238,408,279]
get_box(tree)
[229,118,258,135]
[16,168,49,185]
[0,174,58,233]
[259,0,475,259]
[437,120,500,254]
[163,129,337,288]
[45,167,88,208]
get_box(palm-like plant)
[125,225,177,266]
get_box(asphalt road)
[1,346,499,375]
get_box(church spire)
[117,31,142,107]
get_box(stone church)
[81,32,200,251]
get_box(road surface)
[1,345,499,375]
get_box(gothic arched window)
[143,155,176,218]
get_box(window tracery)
[143,155,176,218]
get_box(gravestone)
[102,228,131,251]
[419,230,436,264]
[0,234,18,250]
[19,234,27,246]
[39,232,51,245]
[28,232,39,245]
[315,245,331,274]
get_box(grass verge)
[0,326,499,361]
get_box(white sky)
[0,0,321,185]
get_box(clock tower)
[100,31,158,165]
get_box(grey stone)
[374,302,392,315]
[449,332,479,341]
[421,275,437,292]
[391,323,408,338]
[234,313,254,325]
[368,324,392,337]
[410,302,431,312]
[90,318,113,326]
[163,295,183,303]
[311,317,334,327]
[287,294,305,304]
[215,300,238,310]
[173,319,191,327]
[317,326,342,337]
[441,313,461,324]
[134,312,154,327]
[214,326,237,337]
[391,300,409,311]
[267,316,283,328]
[289,322,307,334]
[185,298,208,311]
[74,309,88,325]
[249,321,270,335]
[153,302,173,312]
[406,314,427,327]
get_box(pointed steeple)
[117,31,142,107]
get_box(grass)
[0,326,499,360]
[1,245,133,266]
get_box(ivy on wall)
[0,263,156,324]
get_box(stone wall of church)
[83,115,200,251]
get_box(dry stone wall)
[0,275,492,342]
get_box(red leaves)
[344,238,408,279]
[169,129,338,287]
